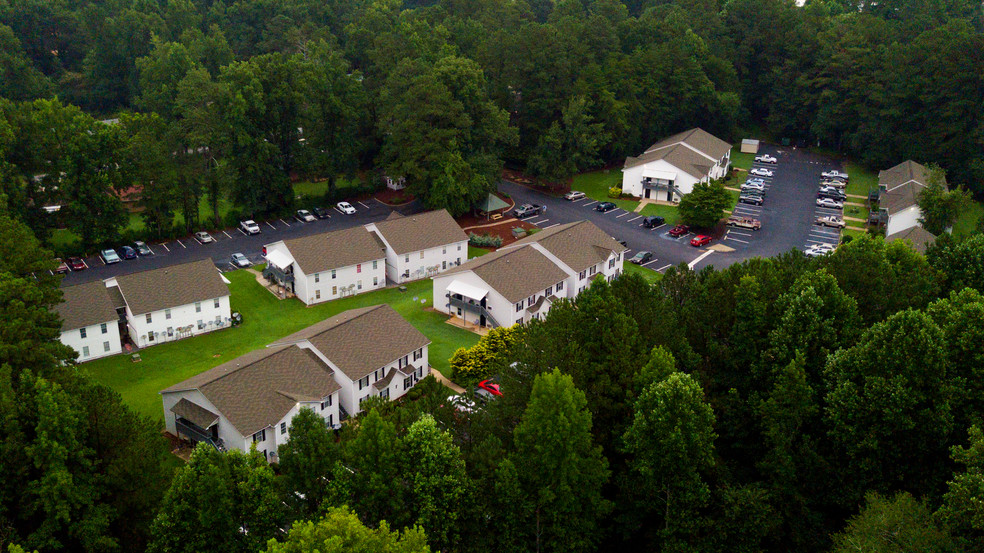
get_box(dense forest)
[5,204,984,552]
[0,0,983,250]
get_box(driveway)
[60,198,411,285]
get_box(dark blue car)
[118,245,138,260]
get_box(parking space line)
[725,236,750,244]
[650,224,665,230]
[160,243,170,252]
[688,250,714,269]
[656,264,672,272]
[194,238,204,245]
[358,201,371,209]
[526,217,545,224]
[543,223,559,229]
[223,231,232,239]
[280,218,291,227]
[264,221,275,230]
[238,228,248,236]
[146,245,156,255]
[601,209,620,215]
[641,258,662,268]
[729,230,753,237]
[616,212,631,218]
[627,216,642,222]
[810,229,840,237]
[807,238,837,245]
[177,240,186,249]
[584,200,598,206]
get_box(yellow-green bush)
[449,325,519,382]
[608,186,622,198]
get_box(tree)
[0,24,50,101]
[449,324,519,382]
[328,409,403,527]
[937,426,984,552]
[511,369,609,553]
[831,492,955,553]
[149,445,286,553]
[262,507,431,553]
[927,233,984,295]
[917,167,970,235]
[119,112,178,239]
[677,181,730,229]
[528,95,608,182]
[277,408,338,518]
[622,372,716,552]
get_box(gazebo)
[475,192,509,220]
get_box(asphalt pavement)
[60,198,414,285]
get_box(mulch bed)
[502,169,570,194]
[374,187,415,205]
[468,220,539,248]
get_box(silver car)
[195,231,214,243]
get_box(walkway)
[634,198,677,213]
[246,267,294,300]
[430,367,465,393]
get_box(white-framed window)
[165,309,171,319]
[357,280,362,290]
[527,296,535,307]
[556,281,564,291]
[146,313,152,324]
[373,260,378,270]
[331,269,336,279]
[457,244,462,251]
[442,260,447,270]
[321,395,332,410]
[328,414,333,426]
[545,286,551,295]
[315,289,321,300]
[103,341,110,352]
[315,273,320,283]
[82,346,90,357]
[197,319,204,329]
[373,277,378,286]
[357,264,362,273]
[405,254,410,263]
[413,348,422,361]
[80,327,87,339]
[403,376,413,390]
[443,246,447,254]
[281,422,287,434]
[253,429,266,442]
[332,286,337,295]
[381,388,390,399]
[195,302,202,313]
[100,323,107,334]
[515,302,523,312]
[214,298,220,308]
[579,270,586,280]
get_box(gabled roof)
[881,183,924,215]
[170,398,219,429]
[373,368,399,390]
[645,128,732,160]
[57,280,118,331]
[507,220,627,273]
[369,209,468,255]
[886,226,937,255]
[281,226,386,275]
[162,345,340,437]
[441,245,569,304]
[623,143,715,178]
[272,304,430,382]
[115,259,229,316]
[878,160,936,190]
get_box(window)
[373,276,378,286]
[315,289,321,300]
[358,375,370,390]
[442,246,447,254]
[404,376,413,390]
[457,257,461,265]
[253,429,266,443]
[197,320,204,329]
[418,366,424,378]
[146,313,152,324]
[321,395,332,410]
[100,322,107,334]
[195,302,201,313]
[328,414,333,426]
[331,269,336,279]
[413,348,423,361]
[215,316,221,325]
[332,286,337,295]
[556,281,564,291]
[82,346,90,357]
[80,327,87,339]
[357,280,362,290]
[103,341,110,352]
[527,296,535,307]
[356,263,361,273]
[165,309,171,320]
[442,260,446,270]
[545,286,552,295]
[167,327,173,336]
[214,298,220,309]
[405,254,409,263]
[515,302,523,312]
[372,260,378,270]
[579,270,586,280]
[359,395,370,407]
[314,273,320,283]
[420,251,425,260]
[516,318,523,325]
[380,389,390,399]
[457,244,462,251]
[589,265,597,276]
[281,422,287,434]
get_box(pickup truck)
[513,204,545,218]
[727,216,761,230]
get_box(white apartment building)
[621,128,732,202]
[56,280,123,362]
[365,209,469,284]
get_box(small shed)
[740,139,760,154]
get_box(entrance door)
[644,188,651,199]
[480,314,487,327]
[666,189,673,201]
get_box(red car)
[477,378,502,398]
[54,258,70,274]
[690,235,712,247]
[67,257,87,271]
[668,224,690,237]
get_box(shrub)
[608,186,622,199]
[468,232,503,248]
[450,325,520,383]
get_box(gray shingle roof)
[878,160,936,190]
[170,398,219,429]
[115,259,229,316]
[57,280,118,331]
[507,220,627,273]
[369,209,468,255]
[162,345,340,436]
[647,128,732,159]
[886,226,937,254]
[271,304,430,381]
[880,183,924,215]
[442,245,570,304]
[623,142,716,178]
[280,227,386,275]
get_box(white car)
[749,167,774,177]
[821,170,849,180]
[755,154,778,164]
[336,201,356,215]
[240,220,261,235]
[564,190,586,201]
[816,197,844,209]
[195,231,214,243]
[741,182,766,193]
[745,177,766,185]
[295,209,316,223]
[805,243,836,257]
[231,253,250,268]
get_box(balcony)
[448,295,500,328]
[263,264,294,286]
[176,418,226,452]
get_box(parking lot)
[60,199,403,285]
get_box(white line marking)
[623,249,632,255]
[807,238,837,245]
[238,228,248,236]
[223,231,232,239]
[656,264,672,272]
[195,238,204,245]
[628,216,642,222]
[266,221,276,230]
[616,212,631,219]
[147,246,156,255]
[688,250,714,269]
[725,236,750,244]
[572,198,588,203]
[641,258,662,268]
[161,243,170,252]
[280,218,291,226]
[650,224,666,230]
[177,239,186,249]
[602,209,619,215]
[584,200,598,206]
[729,230,753,237]
[358,201,370,208]
[543,223,559,229]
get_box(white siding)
[266,239,386,305]
[162,389,247,454]
[621,159,701,201]
[59,320,122,362]
[366,221,468,284]
[887,205,922,235]
[127,295,231,348]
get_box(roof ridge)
[116,257,214,280]
[181,344,293,392]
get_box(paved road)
[61,198,415,285]
[501,144,846,272]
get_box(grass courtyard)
[572,169,640,211]
[82,272,480,422]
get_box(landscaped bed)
[82,272,480,422]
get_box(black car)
[739,194,764,206]
[118,245,138,260]
[313,206,331,219]
[642,215,665,228]
[133,241,153,256]
[595,202,617,212]
[817,190,847,201]
[629,251,654,265]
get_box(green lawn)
[844,161,879,197]
[82,272,480,422]
[468,245,491,258]
[293,176,362,199]
[638,203,680,224]
[953,199,984,237]
[572,169,639,212]
[842,228,868,240]
[730,147,755,171]
[623,262,662,285]
[844,203,870,221]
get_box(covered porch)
[444,280,500,329]
[640,168,679,201]
[171,398,226,452]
